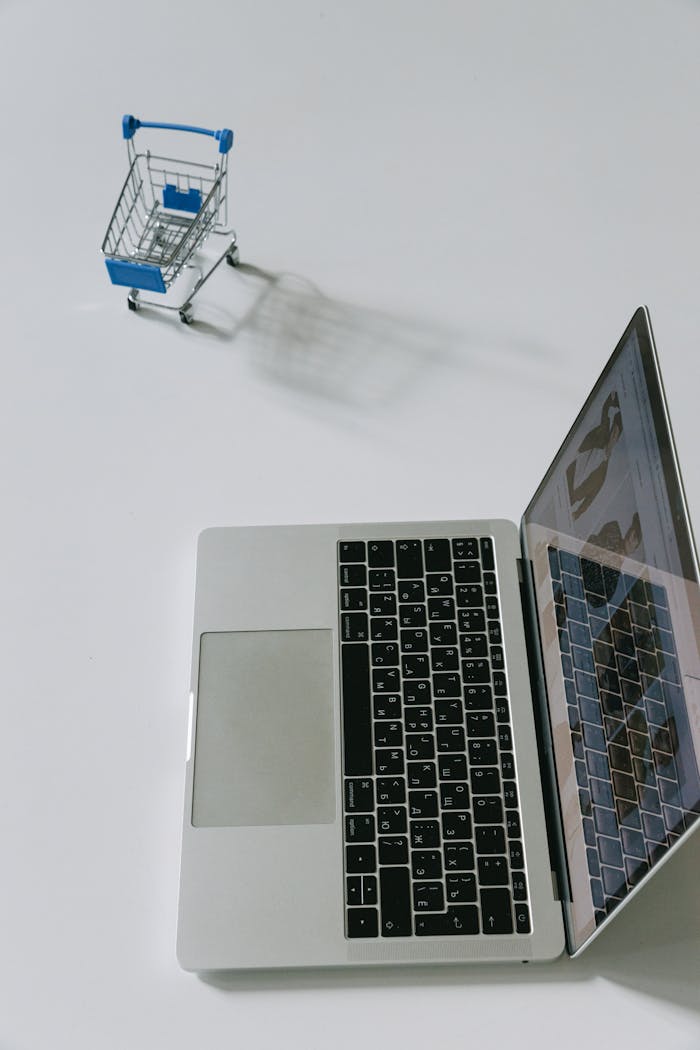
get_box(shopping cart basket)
[101,115,239,323]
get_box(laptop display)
[522,309,700,953]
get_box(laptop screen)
[521,307,700,954]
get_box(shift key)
[380,867,412,936]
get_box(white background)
[1,1,699,1046]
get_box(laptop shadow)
[199,829,700,1015]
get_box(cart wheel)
[226,248,240,267]
[127,294,141,312]
[179,308,194,325]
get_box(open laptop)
[177,307,700,969]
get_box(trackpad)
[192,630,336,827]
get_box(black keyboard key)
[476,825,506,855]
[376,777,406,804]
[444,843,475,871]
[469,739,498,765]
[509,840,525,869]
[346,876,362,905]
[433,673,462,698]
[458,608,486,632]
[412,850,443,878]
[399,603,426,627]
[483,572,498,596]
[370,619,398,644]
[339,541,366,563]
[446,873,477,903]
[372,642,400,667]
[511,871,528,901]
[424,539,451,571]
[406,735,435,760]
[346,844,377,873]
[377,807,407,834]
[453,537,479,560]
[370,592,397,616]
[462,659,490,684]
[407,760,436,787]
[427,573,454,596]
[431,646,459,671]
[347,907,378,938]
[442,812,472,840]
[411,820,440,848]
[598,835,623,868]
[471,766,501,794]
[514,903,531,934]
[440,781,470,810]
[474,797,503,824]
[466,712,495,737]
[399,581,425,603]
[379,867,412,936]
[438,754,468,781]
[340,588,368,611]
[428,597,456,621]
[344,778,374,812]
[341,613,369,642]
[373,721,403,747]
[396,540,423,579]
[415,906,479,936]
[372,666,400,691]
[341,643,372,776]
[367,541,394,567]
[408,790,439,818]
[437,726,466,752]
[401,628,429,652]
[430,621,457,646]
[369,569,396,592]
[480,537,495,569]
[454,561,482,585]
[373,693,401,719]
[403,653,430,678]
[346,814,375,842]
[464,685,494,710]
[500,752,516,779]
[375,749,405,775]
[413,881,445,912]
[341,563,368,589]
[435,699,464,725]
[378,836,409,865]
[403,680,431,706]
[481,888,513,933]
[456,585,483,608]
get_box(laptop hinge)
[517,553,572,905]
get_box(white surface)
[1,0,699,1046]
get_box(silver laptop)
[177,307,700,970]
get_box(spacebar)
[341,643,372,776]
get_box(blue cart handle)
[122,115,233,154]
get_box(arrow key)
[481,888,513,934]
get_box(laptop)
[176,306,700,969]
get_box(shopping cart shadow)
[190,262,555,418]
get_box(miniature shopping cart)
[101,115,239,323]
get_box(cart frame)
[101,115,239,323]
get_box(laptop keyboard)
[549,546,698,925]
[338,537,530,939]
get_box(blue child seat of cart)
[105,258,167,293]
[163,184,202,213]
